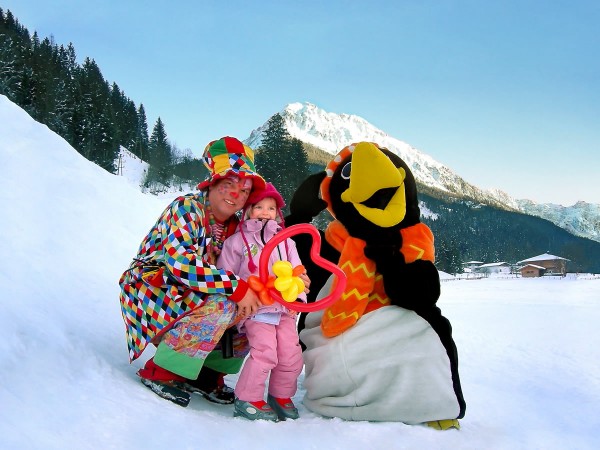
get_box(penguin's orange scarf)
[321,220,435,337]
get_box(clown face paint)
[209,176,252,221]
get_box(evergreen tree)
[46,43,77,142]
[256,113,309,212]
[61,43,78,73]
[28,32,53,121]
[121,98,138,151]
[0,34,21,97]
[76,58,117,171]
[134,103,149,161]
[48,78,73,138]
[108,83,137,152]
[257,113,289,183]
[286,136,310,197]
[109,82,125,147]
[0,11,32,108]
[45,44,74,138]
[145,117,173,188]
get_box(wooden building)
[519,264,546,278]
[517,253,570,276]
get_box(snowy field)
[1,94,599,450]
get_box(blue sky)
[3,0,599,206]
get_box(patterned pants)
[153,294,248,379]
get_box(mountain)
[246,103,511,208]
[246,102,600,243]
[513,199,600,244]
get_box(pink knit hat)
[246,182,285,210]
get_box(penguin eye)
[340,162,351,180]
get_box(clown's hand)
[287,172,328,224]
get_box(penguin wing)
[285,171,340,305]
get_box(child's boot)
[234,398,279,422]
[267,394,299,420]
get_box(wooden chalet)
[517,253,570,276]
[519,264,547,278]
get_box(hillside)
[420,194,600,274]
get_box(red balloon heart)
[255,224,346,312]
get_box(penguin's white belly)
[300,292,460,423]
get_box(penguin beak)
[340,142,407,227]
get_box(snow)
[116,146,148,190]
[1,93,599,450]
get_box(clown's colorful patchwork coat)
[119,192,241,362]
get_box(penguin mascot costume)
[286,142,466,429]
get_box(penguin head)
[320,142,420,241]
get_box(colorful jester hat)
[197,136,266,191]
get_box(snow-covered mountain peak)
[280,102,390,154]
[247,102,516,202]
[245,101,600,243]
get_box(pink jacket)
[217,219,306,325]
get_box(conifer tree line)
[0,8,313,199]
[0,8,202,190]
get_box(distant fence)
[441,272,599,281]
[570,273,600,280]
[452,273,519,281]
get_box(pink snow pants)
[234,314,303,402]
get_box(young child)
[217,183,308,422]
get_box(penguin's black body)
[286,142,465,424]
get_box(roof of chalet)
[517,253,570,263]
[478,262,510,267]
[520,264,547,270]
